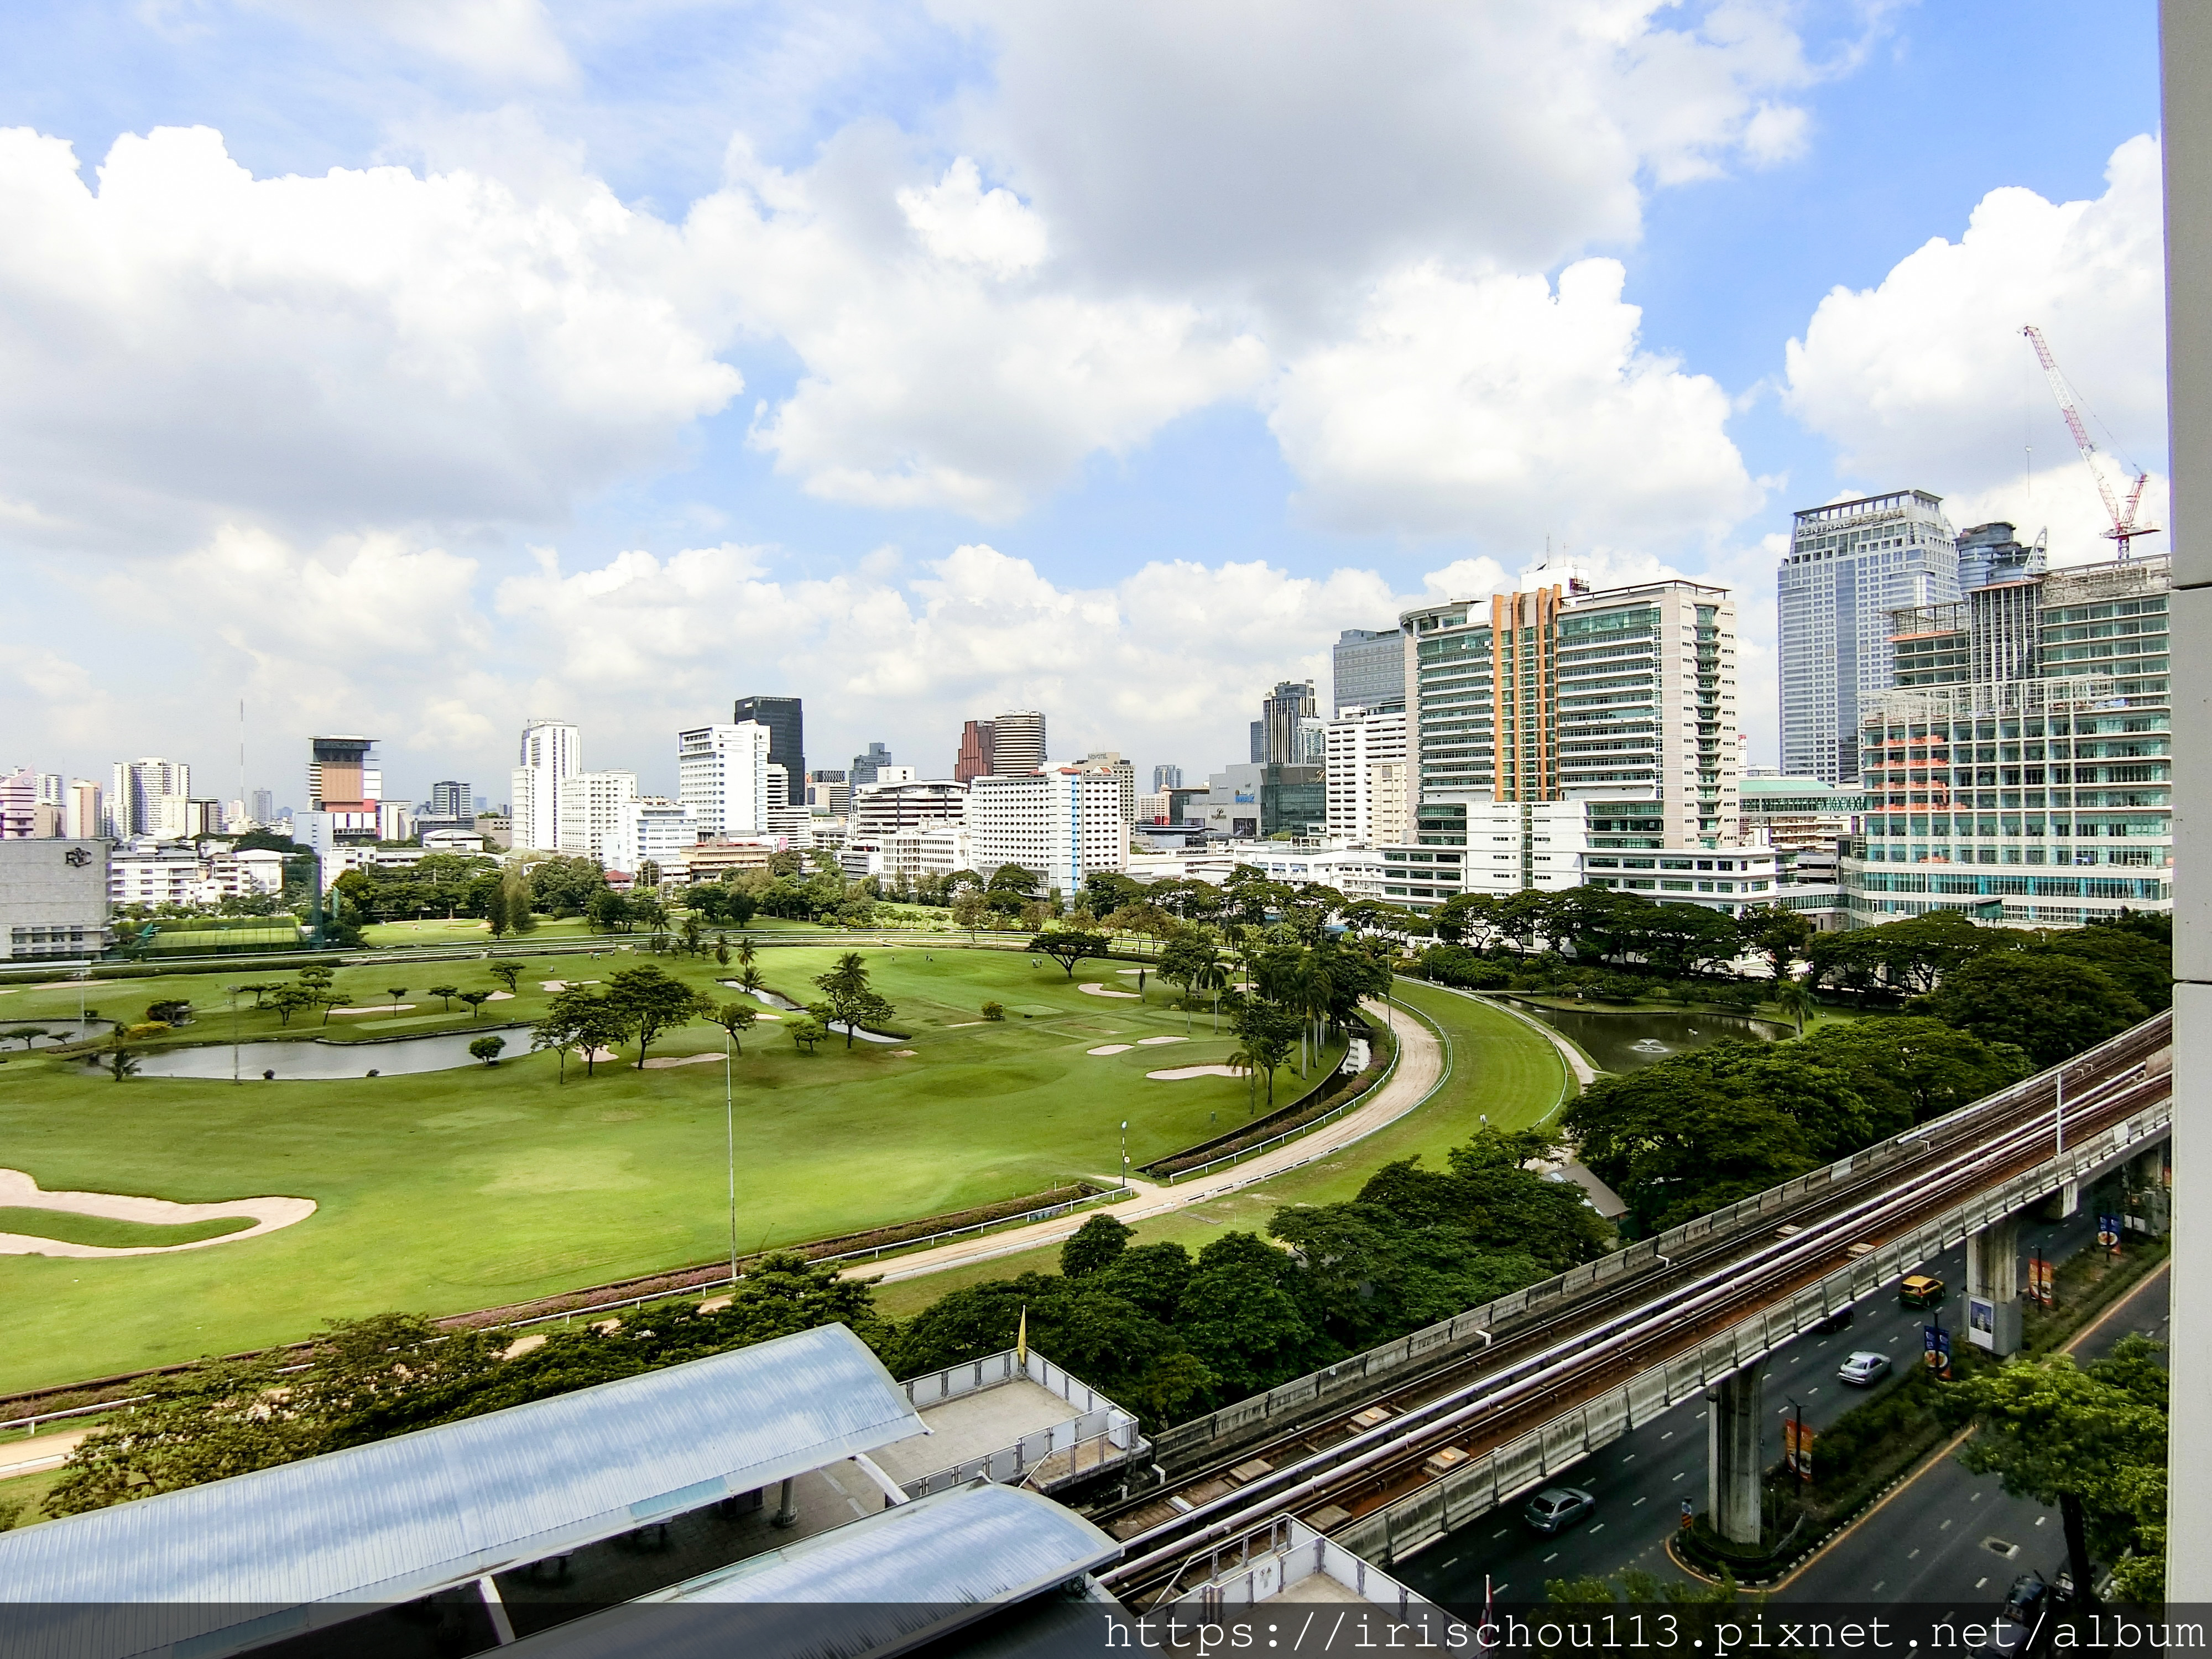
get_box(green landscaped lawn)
[869,981,1572,1316]
[0,945,1321,1392]
[0,1208,255,1249]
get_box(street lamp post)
[1120,1120,1129,1192]
[725,1030,739,1289]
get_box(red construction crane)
[2021,323,2159,559]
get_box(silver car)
[1524,1487,1595,1535]
[1838,1350,1892,1386]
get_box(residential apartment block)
[510,720,580,853]
[557,770,639,865]
[1322,706,1408,846]
[678,723,773,841]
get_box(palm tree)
[1196,956,1229,1036]
[1227,1045,1256,1117]
[1771,977,1818,1037]
[736,938,758,972]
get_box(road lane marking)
[1908,1549,1922,1560]
[1589,1524,1604,1534]
[1544,1553,1558,1564]
[1976,1578,1989,1590]
[1621,1454,1636,1463]
[1633,1497,1647,1507]
[1660,1431,1674,1441]
[1872,1581,1886,1594]
[1672,1471,1686,1481]
[1492,1528,1507,1539]
[1940,1519,1953,1531]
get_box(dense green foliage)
[1564,1019,2031,1235]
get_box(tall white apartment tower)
[108,758,191,839]
[1324,706,1410,846]
[509,720,580,853]
[1777,489,1958,785]
[678,723,774,840]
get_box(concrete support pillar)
[1706,1361,1765,1547]
[1965,1212,2025,1357]
[2129,1147,2170,1237]
[770,1476,797,1529]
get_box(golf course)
[0,942,1350,1392]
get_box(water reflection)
[1507,1001,1789,1073]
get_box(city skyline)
[0,7,2167,802]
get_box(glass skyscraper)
[1777,489,1959,785]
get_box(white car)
[1838,1350,1892,1386]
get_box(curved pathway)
[0,1168,316,1259]
[854,995,1447,1286]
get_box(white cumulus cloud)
[1269,258,1762,548]
[0,124,740,551]
[1783,135,2167,560]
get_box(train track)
[1097,1012,2172,1603]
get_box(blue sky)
[0,1,2168,801]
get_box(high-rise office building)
[1332,628,1406,715]
[1254,681,1318,766]
[990,711,1046,775]
[307,737,378,811]
[731,696,805,806]
[510,720,580,853]
[249,788,275,826]
[1402,577,1740,852]
[1845,554,2171,927]
[678,724,773,841]
[1151,764,1183,792]
[851,742,893,787]
[429,781,472,819]
[955,720,996,784]
[1777,488,1959,785]
[805,770,851,815]
[108,758,191,839]
[1955,520,2047,593]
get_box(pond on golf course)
[1505,1002,1792,1073]
[133,1026,531,1080]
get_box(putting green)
[0,945,1322,1391]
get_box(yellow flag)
[1016,1305,1029,1366]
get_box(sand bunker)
[640,1052,723,1070]
[1088,1044,1134,1056]
[1146,1065,1247,1081]
[1078,983,1140,999]
[540,980,601,992]
[327,1003,415,1015]
[0,1168,315,1260]
[1136,1036,1187,1046]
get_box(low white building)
[1125,839,1385,900]
[109,842,206,907]
[967,766,1126,895]
[851,779,967,839]
[605,797,699,879]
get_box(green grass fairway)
[0,1209,255,1249]
[0,945,1323,1391]
[870,982,1572,1316]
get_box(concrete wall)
[0,838,108,961]
[2163,0,2212,1599]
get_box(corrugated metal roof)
[508,1481,1121,1659]
[0,1324,924,1659]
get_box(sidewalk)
[853,998,1448,1286]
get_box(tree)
[498,866,538,935]
[604,964,710,1068]
[317,990,352,1025]
[2,1027,49,1051]
[1796,1018,2030,1133]
[786,1014,827,1053]
[1914,953,2148,1068]
[428,985,459,1011]
[1061,1213,1132,1279]
[489,962,524,994]
[457,991,493,1021]
[105,1042,140,1082]
[812,951,892,1048]
[1232,1001,1299,1111]
[269,985,319,1027]
[145,999,193,1026]
[952,890,990,940]
[532,987,625,1080]
[383,988,408,1009]
[1739,905,1815,983]
[1030,930,1109,980]
[706,1000,759,1056]
[468,1036,507,1067]
[1768,977,1817,1037]
[986,863,1039,898]
[586,889,629,933]
[1950,1338,2168,1598]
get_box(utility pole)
[1120,1119,1129,1192]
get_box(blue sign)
[2098,1213,2122,1249]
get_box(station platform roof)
[0,1324,923,1659]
